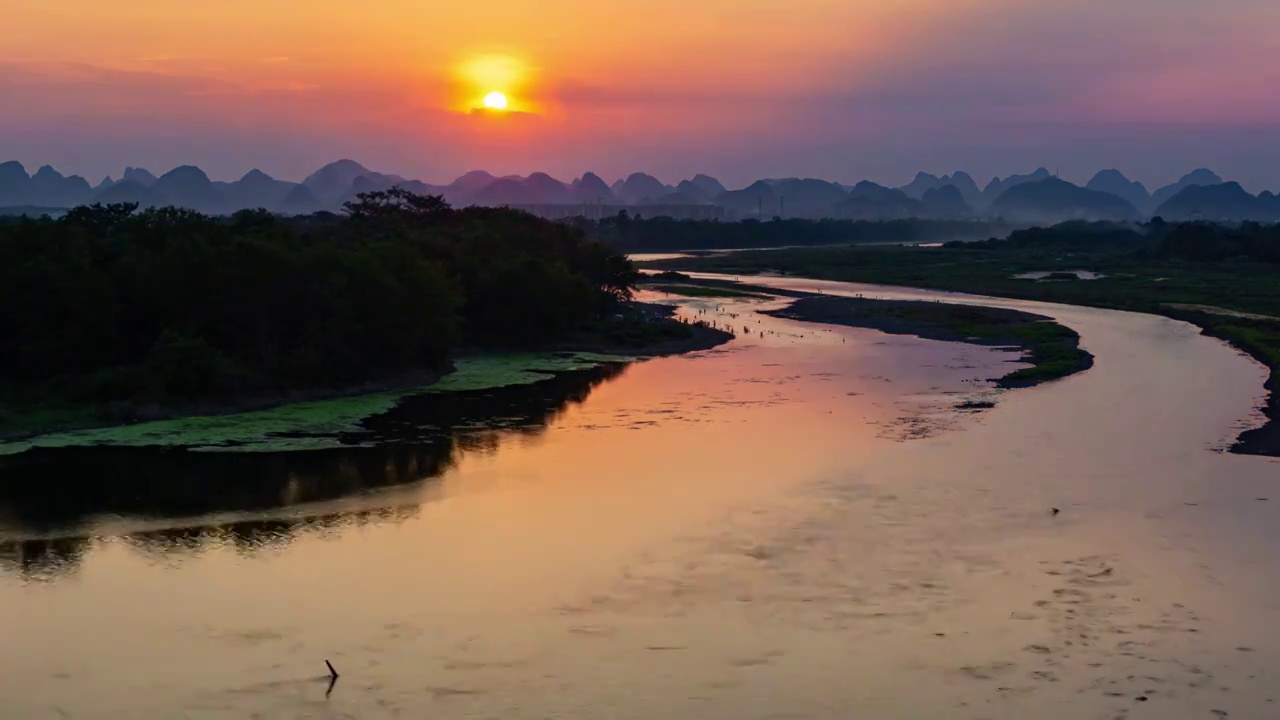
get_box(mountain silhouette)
[34,166,92,207]
[122,167,158,186]
[449,170,498,192]
[349,173,397,194]
[674,180,713,203]
[945,172,984,210]
[153,165,225,212]
[900,172,943,199]
[1150,169,1224,210]
[468,178,537,206]
[919,185,973,219]
[226,169,296,211]
[0,161,31,205]
[341,173,438,204]
[571,172,615,203]
[989,178,1139,223]
[522,172,573,204]
[3,158,1257,222]
[1260,192,1280,221]
[688,174,727,199]
[277,183,324,214]
[94,179,169,208]
[1153,182,1279,222]
[837,181,921,220]
[983,168,1055,207]
[1086,170,1150,211]
[0,163,96,207]
[902,171,983,210]
[715,180,779,216]
[303,159,376,201]
[615,173,670,204]
[769,178,848,218]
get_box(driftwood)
[325,659,340,698]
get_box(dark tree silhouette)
[0,192,638,417]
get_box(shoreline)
[649,256,1280,458]
[543,301,734,358]
[0,304,733,450]
[642,273,1094,389]
[762,295,1094,388]
[1184,322,1280,457]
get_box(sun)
[483,91,508,110]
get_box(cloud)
[4,0,1279,190]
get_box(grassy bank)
[765,296,1092,387]
[648,236,1280,456]
[0,354,626,455]
[0,303,732,455]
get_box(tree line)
[0,189,636,409]
[574,214,1015,252]
[950,219,1280,263]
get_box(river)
[1,276,1277,719]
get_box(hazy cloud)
[4,0,1279,188]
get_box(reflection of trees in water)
[121,505,423,561]
[0,364,625,580]
[0,536,90,581]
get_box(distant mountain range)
[1,160,1276,223]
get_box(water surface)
[1,277,1277,719]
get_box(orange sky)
[3,0,1279,188]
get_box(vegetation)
[570,214,1016,252]
[0,353,631,455]
[765,296,1092,387]
[650,219,1280,454]
[0,189,639,435]
[0,361,629,551]
[644,283,770,299]
[999,321,1093,386]
[649,221,1280,317]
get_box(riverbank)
[647,244,1280,456]
[641,272,1092,387]
[545,301,734,357]
[638,272,816,299]
[765,295,1093,387]
[1159,307,1280,457]
[0,303,732,453]
[8,262,1280,720]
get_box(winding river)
[1,275,1277,719]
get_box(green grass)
[653,244,1280,385]
[655,241,1280,455]
[0,352,632,456]
[652,246,1280,319]
[1214,324,1280,391]
[766,295,1092,387]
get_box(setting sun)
[483,91,509,110]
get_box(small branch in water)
[325,660,340,698]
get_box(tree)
[343,187,450,221]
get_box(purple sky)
[4,0,1279,190]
